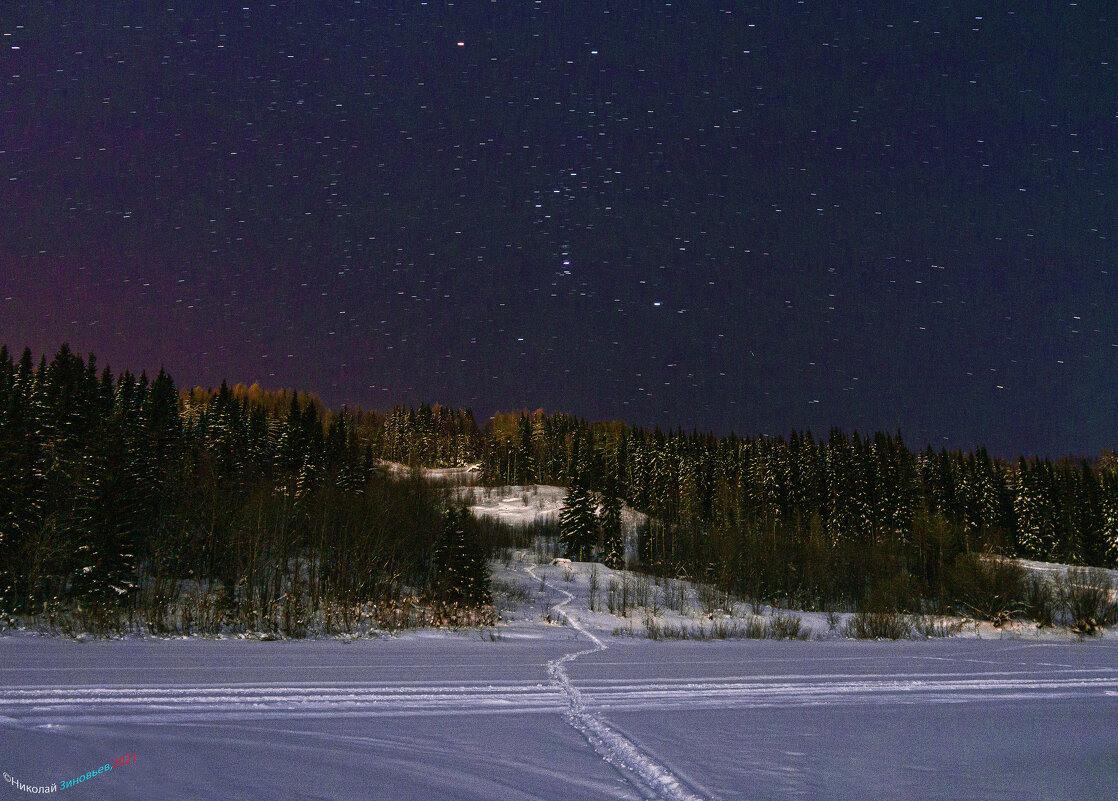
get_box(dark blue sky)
[1,2,1114,458]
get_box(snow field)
[3,623,1118,799]
[457,483,648,538]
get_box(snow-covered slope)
[472,484,1117,643]
[455,483,648,533]
[377,460,482,484]
[1014,556,1118,585]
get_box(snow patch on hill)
[453,484,648,533]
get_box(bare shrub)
[948,553,1026,625]
[910,615,964,638]
[695,581,720,616]
[826,609,841,632]
[632,573,653,608]
[1059,568,1117,635]
[612,620,635,637]
[743,615,767,639]
[587,564,600,612]
[608,574,632,617]
[643,617,743,641]
[661,579,687,615]
[192,587,230,636]
[768,612,808,640]
[863,572,923,614]
[709,619,745,639]
[491,577,533,605]
[844,611,912,640]
[1023,576,1056,628]
[368,598,497,632]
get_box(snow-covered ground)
[489,553,1118,647]
[455,484,648,567]
[456,483,568,526]
[3,555,1117,800]
[2,484,1117,798]
[377,460,482,484]
[455,483,648,532]
[1014,556,1118,585]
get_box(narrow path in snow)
[525,564,710,801]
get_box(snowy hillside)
[456,483,648,532]
[376,460,483,484]
[467,483,1117,644]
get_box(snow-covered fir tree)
[559,478,598,561]
[432,506,491,607]
[599,490,625,570]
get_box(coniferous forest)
[0,345,491,635]
[481,409,1118,623]
[1,344,1116,634]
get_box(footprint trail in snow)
[526,564,710,801]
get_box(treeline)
[384,407,1118,614]
[4,342,1116,630]
[0,345,490,635]
[181,385,482,471]
[481,411,1118,614]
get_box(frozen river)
[2,630,1116,800]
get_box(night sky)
[1,2,1114,458]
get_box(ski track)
[526,564,712,801]
[3,670,1116,728]
[5,573,1118,801]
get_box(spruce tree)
[516,414,536,485]
[1101,472,1118,568]
[1014,458,1056,560]
[559,476,597,561]
[432,507,491,606]
[0,347,44,611]
[599,490,625,569]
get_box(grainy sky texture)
[1,2,1114,457]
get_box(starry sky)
[1,2,1115,458]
